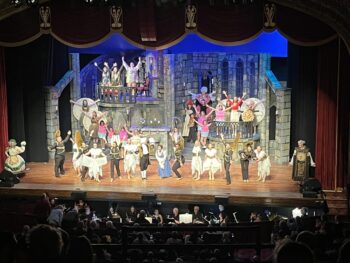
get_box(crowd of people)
[0,193,349,263]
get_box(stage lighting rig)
[10,0,38,8]
[10,0,23,7]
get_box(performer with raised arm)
[70,98,99,138]
[289,140,316,181]
[75,142,90,181]
[4,139,26,175]
[85,142,107,182]
[122,56,142,100]
[221,133,233,185]
[155,145,172,178]
[172,143,184,180]
[70,130,83,176]
[110,62,123,86]
[124,138,138,179]
[182,99,196,138]
[191,140,203,180]
[187,114,197,143]
[239,142,256,183]
[48,130,71,177]
[207,101,231,135]
[223,90,246,135]
[202,143,221,181]
[254,146,271,182]
[139,137,151,180]
[94,61,111,86]
[98,120,108,149]
[84,110,107,145]
[110,141,123,182]
[189,86,215,116]
[194,119,212,148]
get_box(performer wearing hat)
[4,139,26,175]
[238,141,256,182]
[289,140,316,181]
[140,137,151,180]
[48,130,71,177]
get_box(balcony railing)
[209,120,256,140]
[97,85,136,104]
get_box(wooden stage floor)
[0,155,322,207]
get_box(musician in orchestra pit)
[140,137,151,180]
[238,141,256,182]
[168,207,180,224]
[152,209,164,225]
[192,205,205,224]
[108,202,121,220]
[126,205,138,223]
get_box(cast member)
[191,141,202,180]
[110,141,123,182]
[187,114,197,143]
[194,119,212,148]
[221,134,233,185]
[289,140,316,181]
[85,143,107,182]
[202,143,221,181]
[172,143,184,180]
[4,139,26,174]
[71,130,83,176]
[155,145,172,178]
[48,130,71,177]
[98,120,108,148]
[254,146,271,182]
[182,99,196,137]
[124,139,138,179]
[139,138,151,180]
[110,62,123,86]
[238,142,256,182]
[122,56,142,87]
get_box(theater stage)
[0,154,322,208]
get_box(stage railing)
[209,120,255,139]
[97,84,137,104]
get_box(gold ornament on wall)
[264,3,276,29]
[39,6,51,29]
[111,6,123,30]
[185,5,197,29]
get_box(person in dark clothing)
[48,130,71,177]
[134,210,150,225]
[110,141,122,182]
[172,143,184,180]
[238,141,256,182]
[221,135,233,185]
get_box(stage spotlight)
[11,0,23,7]
[26,0,38,6]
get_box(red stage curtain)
[337,40,350,189]
[315,40,338,190]
[0,1,336,48]
[197,0,263,43]
[0,47,9,172]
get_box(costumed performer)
[238,141,256,182]
[195,109,213,142]
[202,143,221,181]
[123,138,138,179]
[139,137,151,180]
[85,143,107,182]
[169,127,184,157]
[289,140,316,181]
[254,146,271,183]
[4,139,26,175]
[172,143,185,180]
[84,110,107,145]
[75,142,90,182]
[194,119,212,148]
[223,90,246,136]
[122,56,142,100]
[155,145,172,178]
[189,86,215,116]
[182,99,196,138]
[110,141,123,182]
[94,61,111,86]
[110,62,123,86]
[70,130,83,176]
[207,100,231,135]
[48,130,71,177]
[98,120,108,148]
[221,133,233,185]
[187,113,197,143]
[191,140,203,181]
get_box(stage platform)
[0,154,322,208]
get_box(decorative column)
[70,53,81,134]
[163,54,175,127]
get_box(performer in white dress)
[71,130,83,176]
[202,143,221,181]
[254,146,271,182]
[123,139,138,179]
[85,143,107,182]
[191,140,203,180]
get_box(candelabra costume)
[110,142,122,181]
[4,139,26,174]
[239,142,256,182]
[48,130,71,177]
[155,146,171,178]
[289,140,316,181]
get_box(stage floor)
[0,154,322,207]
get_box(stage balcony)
[97,84,157,107]
[208,120,257,140]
